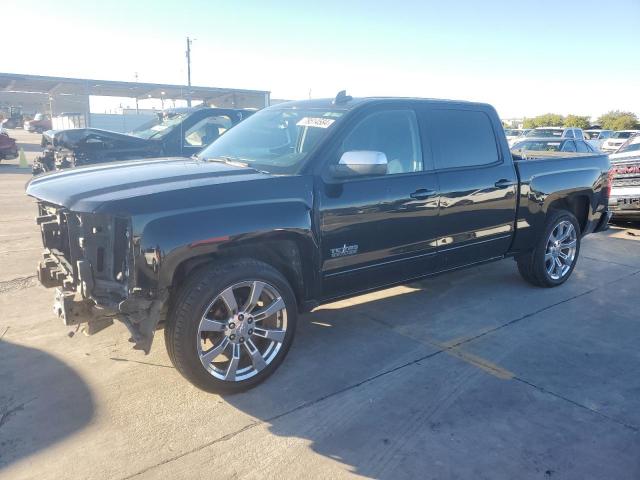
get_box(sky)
[4,0,640,119]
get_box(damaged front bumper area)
[36,203,165,353]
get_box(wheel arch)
[545,193,590,235]
[167,232,316,311]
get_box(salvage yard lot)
[1,131,639,480]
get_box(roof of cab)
[271,96,494,111]
[514,137,571,143]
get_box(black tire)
[516,210,581,288]
[164,259,297,393]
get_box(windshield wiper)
[221,155,248,166]
[204,156,271,175]
[205,155,251,168]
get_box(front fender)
[133,198,315,291]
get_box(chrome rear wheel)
[544,220,577,280]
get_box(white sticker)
[297,117,335,129]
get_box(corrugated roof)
[0,72,269,106]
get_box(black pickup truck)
[31,107,252,174]
[26,94,611,393]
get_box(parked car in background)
[0,131,19,161]
[511,137,596,156]
[504,128,527,147]
[0,106,23,129]
[584,129,613,151]
[24,113,52,133]
[601,130,640,153]
[525,127,585,140]
[608,135,640,221]
[31,107,253,174]
[26,95,611,392]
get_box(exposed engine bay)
[36,202,164,352]
[32,129,162,174]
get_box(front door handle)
[494,179,515,188]
[410,188,437,200]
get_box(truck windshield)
[611,131,636,139]
[527,129,563,138]
[130,113,188,140]
[513,140,562,151]
[617,138,640,153]
[198,107,344,174]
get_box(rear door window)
[427,109,499,169]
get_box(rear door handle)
[494,179,515,188]
[410,188,437,200]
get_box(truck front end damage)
[35,203,165,352]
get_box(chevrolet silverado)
[26,94,611,393]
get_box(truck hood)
[26,157,271,213]
[610,150,640,162]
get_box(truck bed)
[510,153,610,253]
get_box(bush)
[597,111,639,130]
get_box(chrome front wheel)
[197,280,288,382]
[165,259,298,393]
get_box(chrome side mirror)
[331,150,388,178]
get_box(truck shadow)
[219,266,528,478]
[16,142,41,153]
[0,340,94,471]
[0,164,31,175]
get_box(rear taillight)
[606,168,615,198]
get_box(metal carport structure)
[0,72,270,120]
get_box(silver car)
[601,130,640,153]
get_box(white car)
[608,135,640,221]
[504,128,527,147]
[584,129,613,151]
[524,127,585,140]
[601,130,640,153]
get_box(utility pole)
[185,37,193,107]
[134,72,139,114]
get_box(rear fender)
[512,166,606,252]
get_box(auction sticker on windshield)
[297,117,335,128]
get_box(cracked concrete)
[1,129,639,479]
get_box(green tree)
[563,115,591,129]
[523,113,564,129]
[597,111,639,130]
